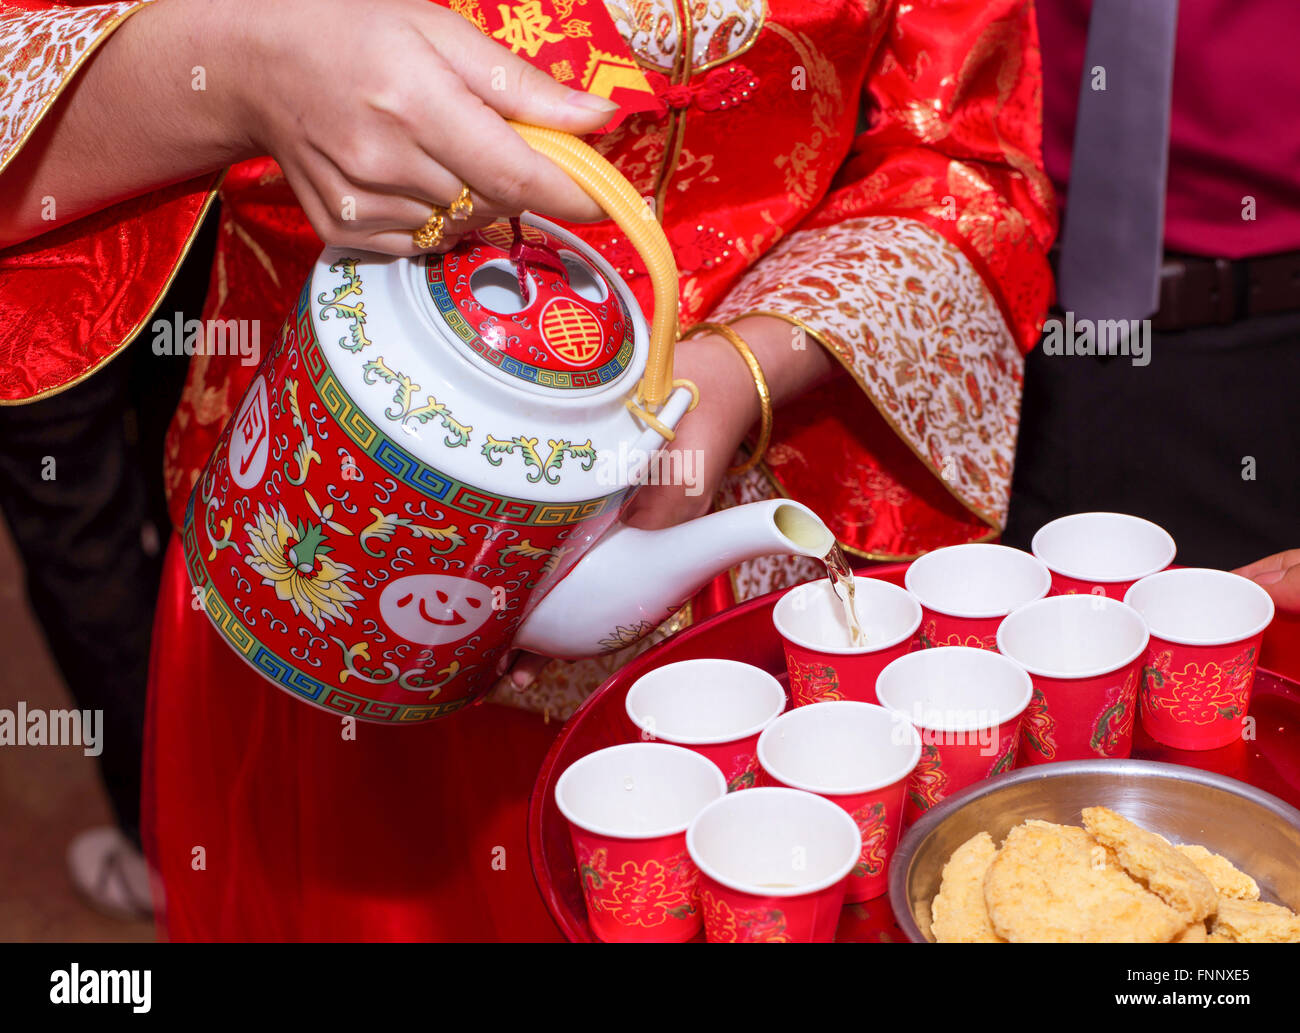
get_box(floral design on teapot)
[183,212,828,724]
[244,502,362,631]
[597,616,661,651]
[361,356,473,446]
[481,434,597,484]
[358,508,464,559]
[316,258,372,352]
[183,261,629,723]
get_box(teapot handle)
[508,122,679,410]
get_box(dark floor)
[0,514,153,942]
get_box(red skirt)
[142,534,564,941]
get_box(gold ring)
[413,210,446,249]
[446,184,473,221]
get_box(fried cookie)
[1030,820,1121,870]
[983,820,1186,943]
[932,832,1004,943]
[1176,844,1260,901]
[1209,898,1300,943]
[1082,806,1218,923]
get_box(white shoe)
[67,827,157,921]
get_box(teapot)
[182,126,834,723]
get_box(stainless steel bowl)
[888,759,1300,942]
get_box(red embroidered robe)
[0,0,1054,941]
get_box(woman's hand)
[1,0,613,249]
[228,0,612,253]
[500,317,835,692]
[496,330,758,693]
[1235,549,1300,615]
[623,315,834,529]
[620,330,760,529]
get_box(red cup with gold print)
[687,787,861,942]
[771,577,921,706]
[996,594,1149,763]
[905,544,1051,650]
[625,659,786,792]
[875,646,1032,826]
[757,702,920,902]
[1031,511,1176,600]
[555,743,726,943]
[1124,568,1276,751]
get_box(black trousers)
[0,342,173,846]
[0,213,215,847]
[1004,309,1300,571]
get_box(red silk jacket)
[0,0,1055,560]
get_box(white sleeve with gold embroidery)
[0,2,146,173]
[705,214,1023,529]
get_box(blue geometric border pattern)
[294,287,624,526]
[180,493,473,724]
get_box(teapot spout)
[514,500,834,658]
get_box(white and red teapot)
[182,126,833,723]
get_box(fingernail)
[512,669,534,689]
[566,91,619,113]
[1253,570,1285,585]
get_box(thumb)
[1253,565,1300,616]
[444,37,620,133]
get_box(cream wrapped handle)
[508,122,679,409]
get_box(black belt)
[1154,251,1300,331]
[1048,248,1300,332]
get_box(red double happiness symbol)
[541,298,605,366]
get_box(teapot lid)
[423,221,636,394]
[304,217,672,508]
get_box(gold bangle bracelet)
[684,321,773,477]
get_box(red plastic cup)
[1031,511,1176,599]
[771,576,921,706]
[555,743,726,943]
[1124,569,1276,750]
[875,646,1033,826]
[996,594,1150,763]
[905,544,1051,650]
[625,659,786,792]
[687,787,861,942]
[757,702,920,903]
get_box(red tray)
[527,563,1300,942]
